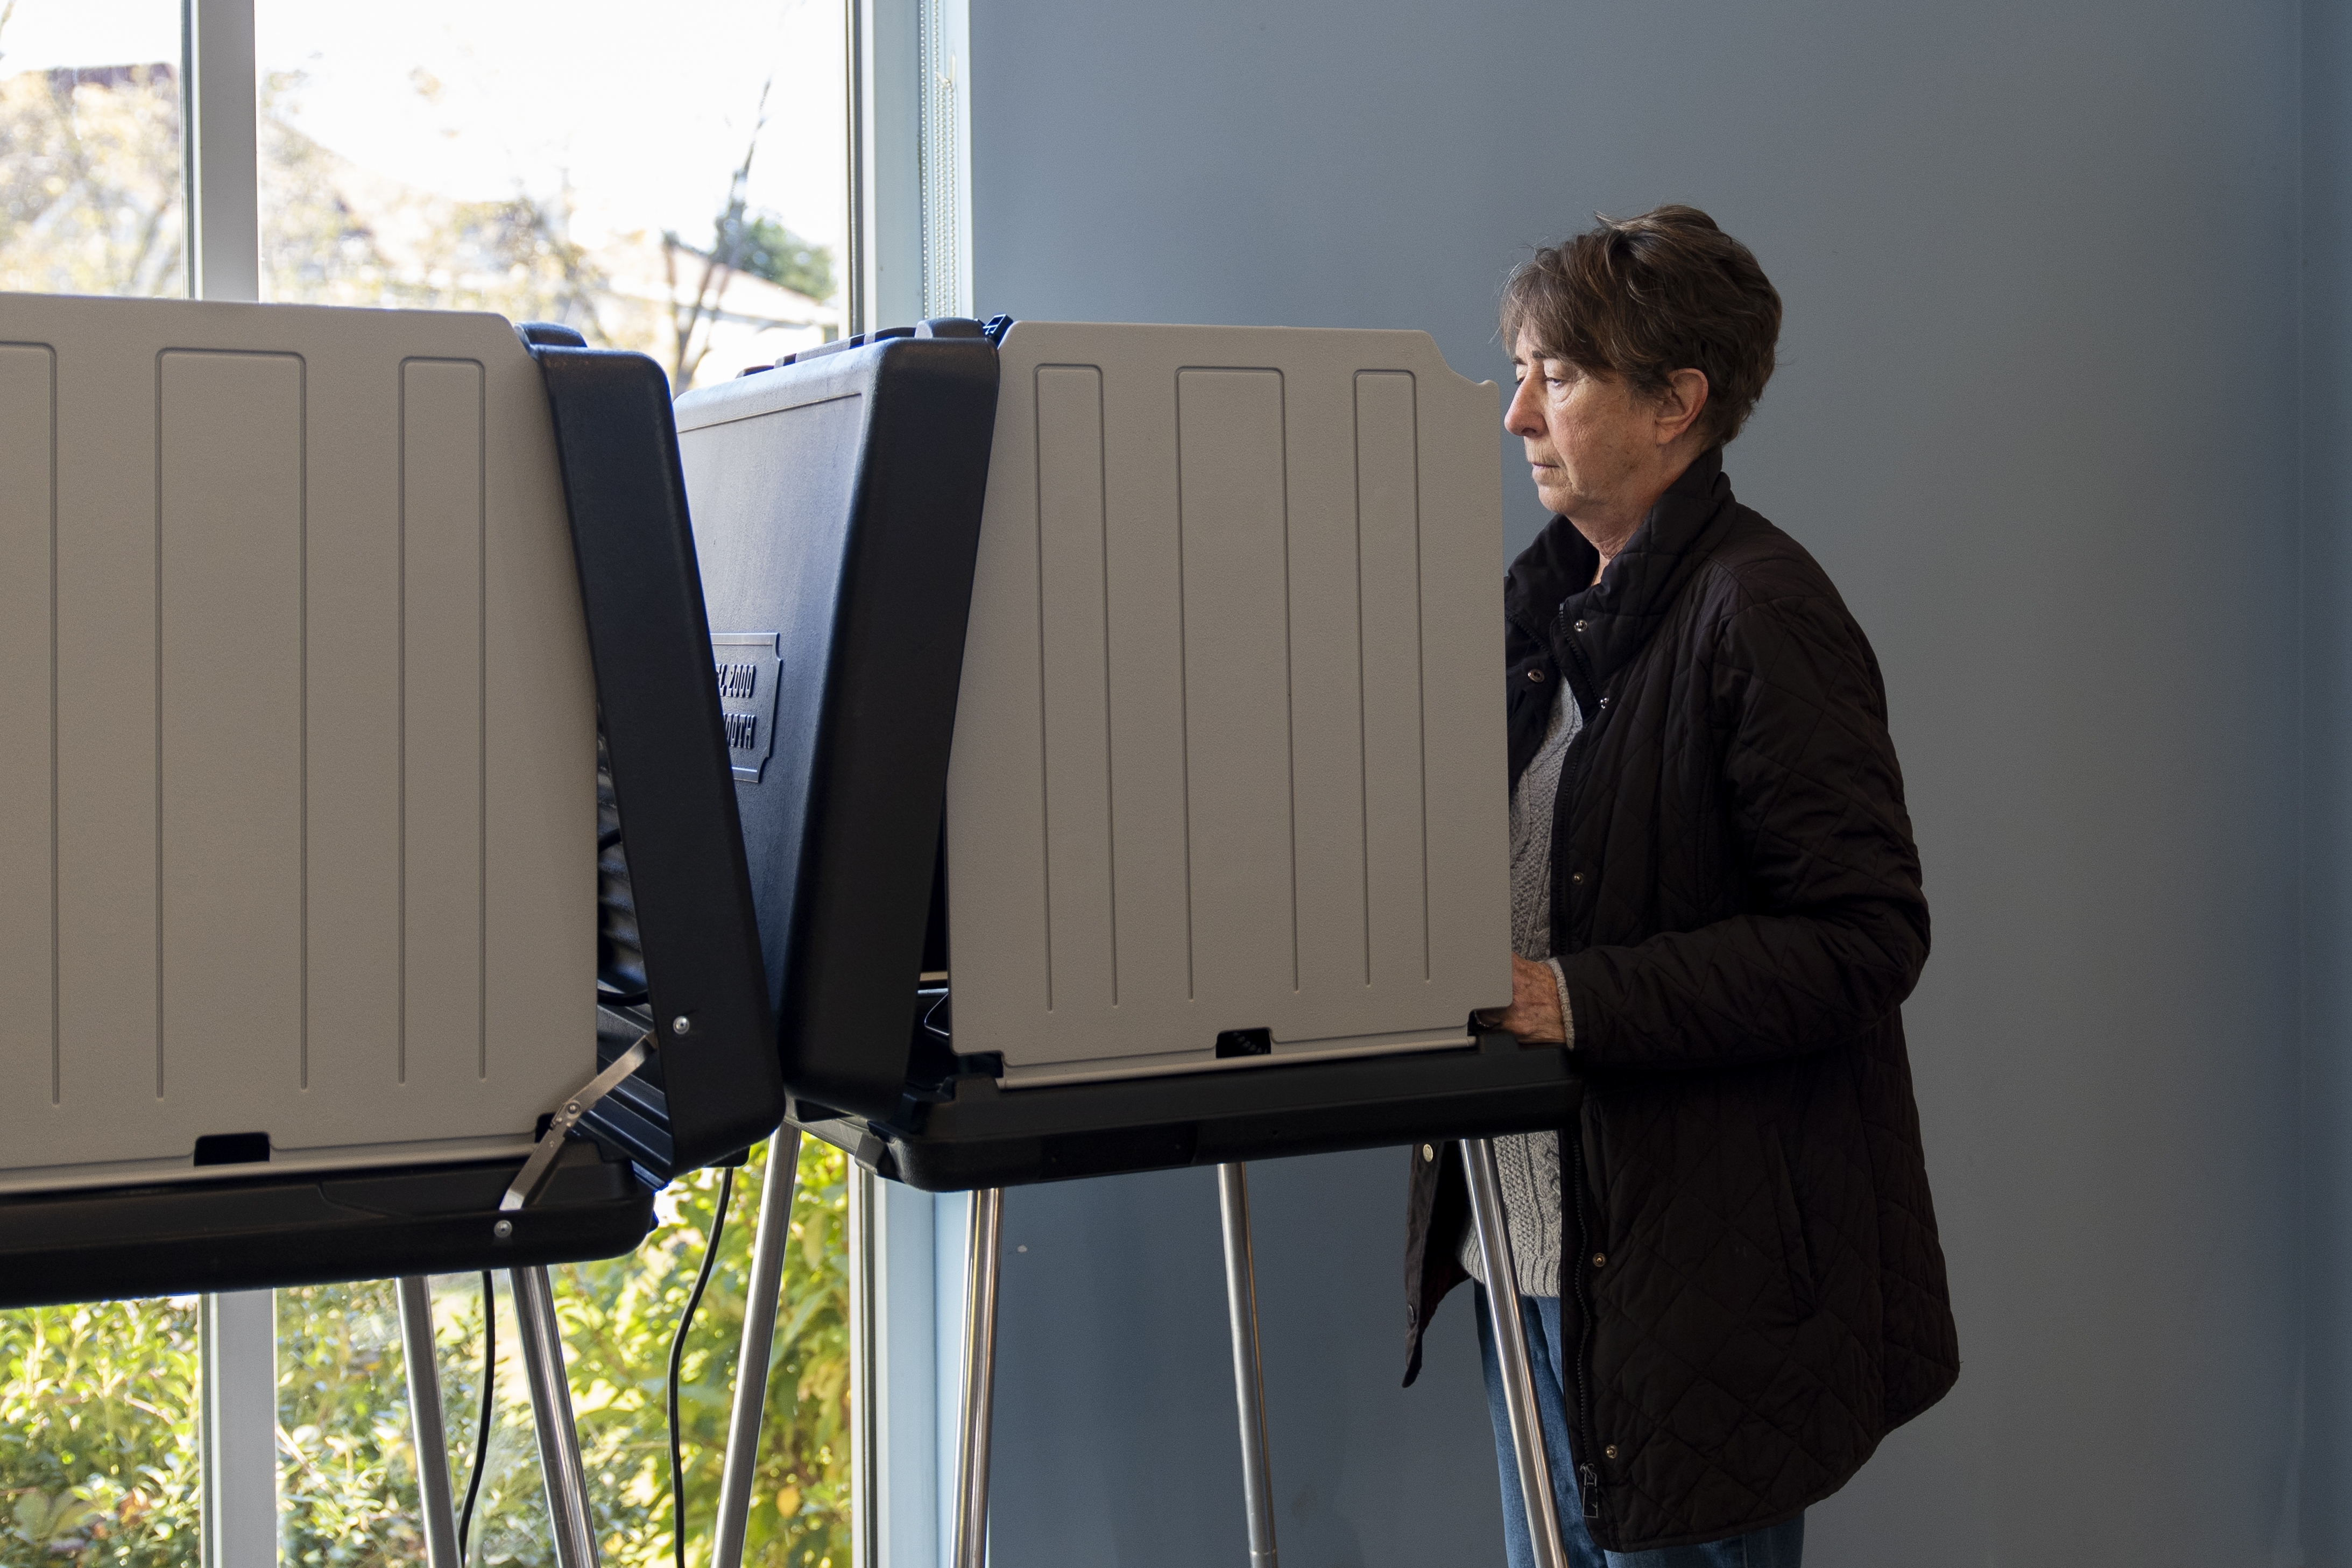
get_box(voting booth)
[0,299,1578,1568]
[676,318,1580,1192]
[677,317,1582,1568]
[0,294,781,1309]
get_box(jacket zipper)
[1553,603,1607,1529]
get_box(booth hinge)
[499,1030,658,1213]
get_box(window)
[0,1,185,299]
[253,0,846,387]
[1,6,200,1560]
[0,0,859,1559]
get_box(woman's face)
[1504,327,1666,531]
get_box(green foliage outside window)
[1,1135,852,1566]
[712,212,835,304]
[550,1135,853,1568]
[0,1297,203,1564]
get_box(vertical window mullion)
[198,1289,280,1566]
[186,4,274,1559]
[852,9,960,1558]
[859,0,924,330]
[914,0,969,320]
[182,0,258,301]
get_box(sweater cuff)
[1545,957,1575,1048]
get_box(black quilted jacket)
[1402,449,1959,1551]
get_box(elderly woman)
[1402,207,1959,1566]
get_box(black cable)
[668,1166,736,1568]
[457,1271,496,1564]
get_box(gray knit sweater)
[1458,676,1579,1296]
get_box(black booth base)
[793,1030,1580,1193]
[0,1141,656,1309]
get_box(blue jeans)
[1473,1286,1805,1568]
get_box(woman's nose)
[1505,378,1543,437]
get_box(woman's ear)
[1654,368,1710,446]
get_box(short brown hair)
[1501,205,1782,448]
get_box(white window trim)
[854,0,970,332]
[182,0,258,303]
[915,0,971,320]
[197,1289,278,1566]
[863,1177,940,1568]
[851,0,973,1558]
[854,0,920,333]
[182,0,277,1557]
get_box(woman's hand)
[1476,953,1567,1044]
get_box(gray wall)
[2307,0,2352,1560]
[966,2,2311,1562]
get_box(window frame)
[181,0,257,304]
[852,1,973,1563]
[185,11,272,1559]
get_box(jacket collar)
[1504,447,1735,686]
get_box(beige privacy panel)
[0,294,594,1193]
[947,322,1509,1084]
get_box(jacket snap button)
[1598,696,1610,709]
[1573,619,1586,632]
[1422,1143,1435,1162]
[1528,668,1545,682]
[1605,1444,1618,1460]
[1592,1252,1607,1269]
[1570,872,1584,884]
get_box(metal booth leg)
[512,1264,602,1568]
[397,1276,463,1568]
[1217,1163,1280,1568]
[1460,1138,1568,1568]
[711,1127,804,1568]
[953,1187,1005,1568]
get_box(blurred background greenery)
[0,1135,852,1566]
